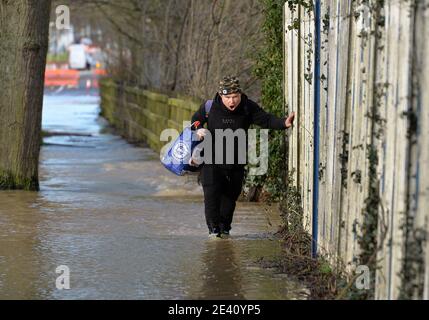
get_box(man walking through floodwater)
[190,76,296,239]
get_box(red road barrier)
[45,69,79,87]
[93,69,107,76]
[44,68,106,87]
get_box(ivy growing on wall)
[246,0,288,202]
[247,0,315,203]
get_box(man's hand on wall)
[285,112,296,129]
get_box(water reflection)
[0,192,53,299]
[196,240,245,300]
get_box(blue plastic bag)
[161,122,202,176]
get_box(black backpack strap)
[204,100,213,118]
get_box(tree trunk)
[0,0,52,190]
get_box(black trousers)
[200,165,245,233]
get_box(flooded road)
[0,90,305,300]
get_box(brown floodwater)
[0,90,306,300]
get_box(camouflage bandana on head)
[218,76,241,95]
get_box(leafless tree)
[55,0,264,98]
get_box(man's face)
[220,92,241,111]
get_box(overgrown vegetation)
[245,0,288,202]
[258,172,347,299]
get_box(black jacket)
[191,93,287,169]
